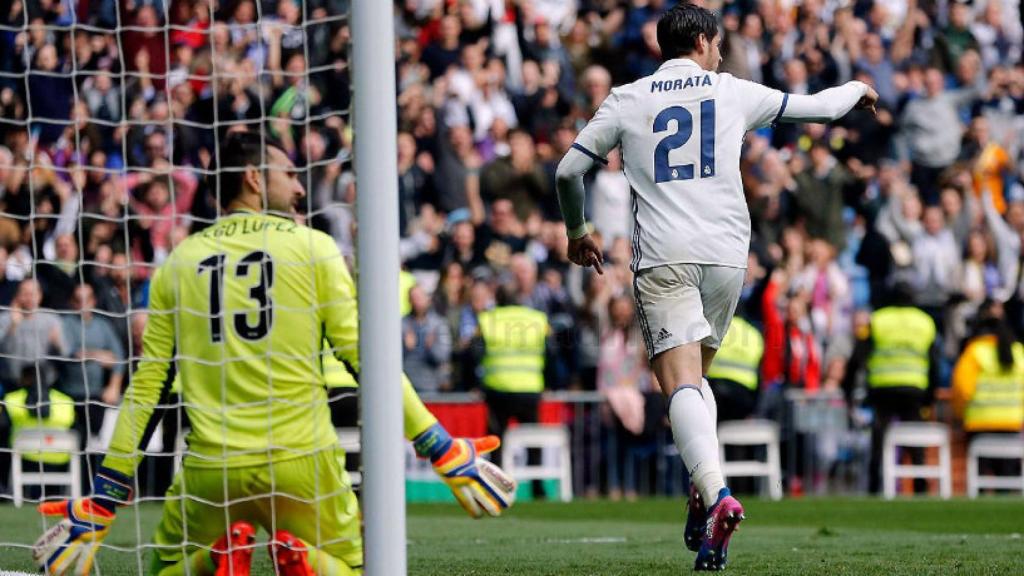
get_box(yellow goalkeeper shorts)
[150,446,362,570]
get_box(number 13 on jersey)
[653,99,715,183]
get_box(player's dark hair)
[215,131,286,210]
[657,2,719,60]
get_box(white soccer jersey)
[573,58,787,271]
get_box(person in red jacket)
[760,269,822,495]
[762,269,822,391]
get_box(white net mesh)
[0,0,361,572]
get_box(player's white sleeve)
[779,81,870,124]
[557,90,622,239]
[555,148,595,239]
[572,90,622,163]
[729,76,787,131]
[731,75,869,129]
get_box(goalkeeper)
[32,131,516,576]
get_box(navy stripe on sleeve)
[571,142,609,165]
[772,93,789,126]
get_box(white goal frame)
[351,1,406,574]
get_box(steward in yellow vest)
[3,386,76,465]
[477,304,549,394]
[473,281,550,471]
[843,283,939,494]
[952,319,1024,433]
[706,316,764,422]
[865,306,937,393]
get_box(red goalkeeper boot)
[269,529,316,576]
[212,521,256,576]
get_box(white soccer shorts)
[632,263,745,359]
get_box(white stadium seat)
[717,419,783,500]
[10,429,81,508]
[882,422,951,499]
[501,424,573,502]
[966,434,1024,498]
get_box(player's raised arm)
[316,237,516,518]
[778,81,878,123]
[737,74,878,130]
[33,264,174,575]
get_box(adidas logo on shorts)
[656,328,672,343]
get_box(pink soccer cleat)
[694,488,745,571]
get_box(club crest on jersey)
[651,75,712,93]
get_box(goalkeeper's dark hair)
[214,131,286,210]
[657,2,719,60]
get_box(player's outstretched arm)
[780,81,878,124]
[317,237,516,518]
[33,265,175,575]
[101,265,175,477]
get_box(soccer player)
[555,3,877,571]
[32,131,516,576]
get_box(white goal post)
[351,0,407,574]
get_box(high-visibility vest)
[707,317,763,391]
[478,306,548,393]
[867,307,936,390]
[964,340,1024,432]
[399,270,416,318]
[3,388,76,465]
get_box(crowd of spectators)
[1,0,1023,496]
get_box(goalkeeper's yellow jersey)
[103,210,436,475]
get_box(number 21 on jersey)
[653,99,715,183]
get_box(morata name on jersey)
[651,75,712,93]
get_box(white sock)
[669,385,726,505]
[701,377,718,426]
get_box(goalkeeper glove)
[33,467,132,576]
[413,423,516,518]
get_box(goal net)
[0,0,364,572]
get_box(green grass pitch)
[2,498,1023,574]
